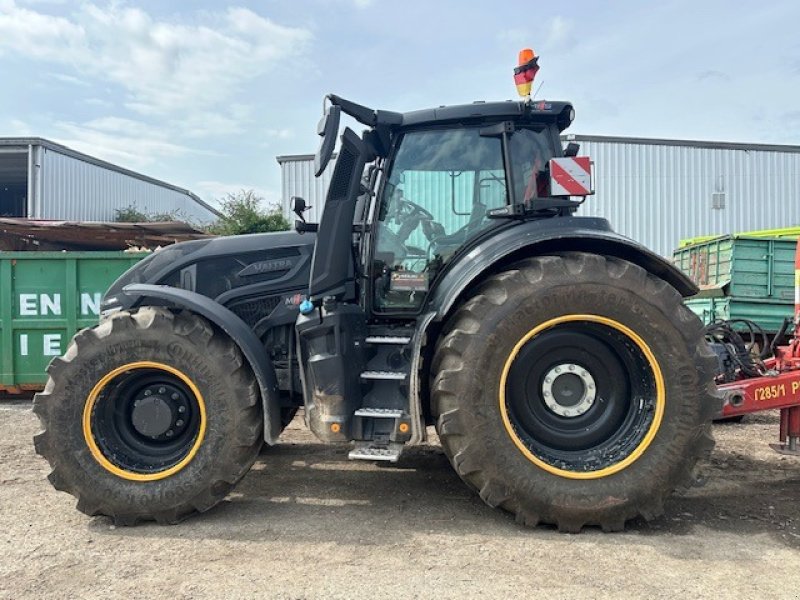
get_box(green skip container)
[0,252,146,392]
[673,235,797,333]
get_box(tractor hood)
[102,230,316,314]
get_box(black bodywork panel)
[329,94,575,132]
[102,230,316,444]
[104,230,315,321]
[295,304,368,442]
[308,128,368,301]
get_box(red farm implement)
[714,239,800,454]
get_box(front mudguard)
[121,284,283,444]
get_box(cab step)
[354,408,404,418]
[365,335,412,345]
[360,370,406,381]
[348,441,404,462]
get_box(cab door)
[368,126,510,314]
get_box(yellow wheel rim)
[498,314,665,480]
[82,361,207,482]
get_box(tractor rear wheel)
[33,307,263,525]
[431,252,720,532]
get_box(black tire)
[33,307,263,525]
[431,252,720,532]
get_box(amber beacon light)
[514,48,540,98]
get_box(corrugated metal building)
[277,154,335,224]
[0,138,219,223]
[278,135,800,257]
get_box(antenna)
[532,80,545,100]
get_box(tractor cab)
[299,93,588,315]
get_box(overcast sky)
[1,0,797,208]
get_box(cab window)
[509,127,556,206]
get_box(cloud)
[179,104,254,139]
[0,1,84,59]
[696,70,730,82]
[5,118,33,135]
[84,97,112,108]
[53,116,213,169]
[0,2,312,171]
[0,2,312,118]
[48,72,89,86]
[543,16,574,51]
[266,128,294,140]
[497,17,574,56]
[496,28,528,46]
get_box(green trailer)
[673,235,797,332]
[684,296,794,333]
[0,252,146,392]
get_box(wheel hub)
[129,383,190,440]
[131,396,174,438]
[541,363,596,417]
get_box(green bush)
[114,205,180,223]
[206,190,289,236]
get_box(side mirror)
[314,103,341,177]
[291,196,309,222]
[564,142,580,157]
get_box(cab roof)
[400,99,575,131]
[328,94,575,132]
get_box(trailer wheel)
[33,307,263,525]
[431,252,720,532]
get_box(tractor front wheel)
[33,307,263,525]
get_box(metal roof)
[0,137,221,216]
[565,134,800,154]
[0,217,210,251]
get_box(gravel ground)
[2,401,800,599]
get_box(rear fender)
[122,283,283,444]
[427,217,697,320]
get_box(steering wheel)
[387,195,444,245]
[395,196,435,222]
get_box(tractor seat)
[431,201,488,258]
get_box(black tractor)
[33,89,718,532]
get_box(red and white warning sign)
[549,156,594,196]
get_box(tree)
[206,189,289,236]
